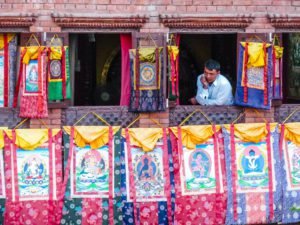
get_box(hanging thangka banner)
[235,42,273,109]
[15,46,48,118]
[169,125,227,225]
[60,126,123,225]
[48,46,71,101]
[280,123,300,224]
[129,47,165,112]
[272,38,284,99]
[0,34,17,107]
[0,128,7,224]
[223,123,282,225]
[3,129,63,225]
[122,128,174,225]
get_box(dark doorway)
[72,33,121,106]
[179,34,237,105]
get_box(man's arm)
[197,81,233,106]
[194,75,209,105]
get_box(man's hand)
[189,97,198,105]
[200,76,209,89]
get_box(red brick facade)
[0,0,298,128]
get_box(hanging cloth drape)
[0,34,17,107]
[48,46,71,101]
[0,127,7,224]
[16,45,48,118]
[272,35,284,99]
[223,123,282,224]
[169,125,227,225]
[122,127,174,225]
[129,47,165,112]
[60,126,123,225]
[3,129,63,225]
[280,123,300,224]
[235,42,273,109]
[120,34,132,106]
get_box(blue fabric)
[196,74,234,105]
[8,36,17,107]
[223,126,282,224]
[234,44,273,109]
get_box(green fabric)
[48,46,71,101]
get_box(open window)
[177,33,237,105]
[70,33,122,106]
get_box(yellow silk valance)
[223,123,277,143]
[0,34,15,50]
[167,46,179,59]
[283,123,300,146]
[122,128,163,152]
[22,46,46,65]
[5,129,61,150]
[64,126,120,149]
[274,45,284,59]
[0,127,8,149]
[241,42,272,67]
[130,47,163,63]
[170,125,221,150]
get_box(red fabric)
[213,125,221,194]
[120,34,132,106]
[4,131,63,225]
[175,34,180,105]
[246,193,266,224]
[139,202,158,224]
[61,47,66,99]
[243,42,249,103]
[272,46,276,98]
[263,43,268,105]
[162,128,173,224]
[19,48,48,118]
[266,123,274,220]
[3,34,8,107]
[82,198,103,225]
[170,129,227,225]
[230,124,238,221]
[155,48,159,90]
[108,127,114,225]
[125,128,139,225]
[13,49,26,108]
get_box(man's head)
[204,59,220,83]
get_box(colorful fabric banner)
[167,45,180,104]
[60,126,123,225]
[122,128,174,224]
[0,34,17,107]
[48,46,71,101]
[18,46,48,118]
[272,44,283,99]
[235,42,273,109]
[129,47,165,112]
[0,128,7,224]
[3,129,63,225]
[280,123,300,224]
[223,123,282,224]
[169,125,227,225]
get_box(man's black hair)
[204,59,221,71]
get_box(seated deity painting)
[73,145,109,197]
[128,146,165,200]
[284,141,300,190]
[181,142,223,195]
[17,148,50,200]
[236,142,272,192]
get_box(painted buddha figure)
[138,158,153,180]
[242,149,264,174]
[191,152,209,179]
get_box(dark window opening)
[283,33,300,103]
[72,33,121,106]
[178,34,237,105]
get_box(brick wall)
[0,0,298,33]
[2,0,298,127]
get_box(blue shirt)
[195,74,233,105]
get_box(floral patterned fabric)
[3,130,63,225]
[61,129,123,225]
[169,129,227,225]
